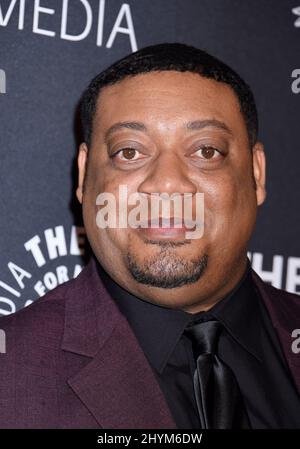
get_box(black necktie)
[184,319,250,429]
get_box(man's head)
[76,42,266,313]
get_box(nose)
[138,151,197,196]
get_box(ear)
[252,141,266,206]
[76,142,88,204]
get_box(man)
[0,43,299,429]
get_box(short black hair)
[80,42,258,148]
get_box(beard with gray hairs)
[126,239,208,289]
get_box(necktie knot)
[184,319,222,356]
[184,318,250,428]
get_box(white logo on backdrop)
[248,252,300,294]
[0,225,86,316]
[0,0,138,51]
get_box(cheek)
[203,168,257,234]
[84,158,147,252]
[99,228,129,252]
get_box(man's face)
[77,71,266,313]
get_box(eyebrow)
[186,119,233,135]
[104,121,147,142]
[104,119,233,142]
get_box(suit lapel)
[251,269,300,394]
[61,257,177,429]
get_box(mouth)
[136,216,196,240]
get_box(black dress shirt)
[96,259,300,428]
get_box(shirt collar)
[96,258,262,373]
[206,261,263,363]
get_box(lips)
[136,216,196,240]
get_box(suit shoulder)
[262,279,299,302]
[251,269,300,328]
[0,274,80,342]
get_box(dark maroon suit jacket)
[0,257,299,428]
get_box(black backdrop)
[0,0,299,316]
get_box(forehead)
[94,71,246,135]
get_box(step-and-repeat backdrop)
[0,0,299,315]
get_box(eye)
[113,147,141,161]
[193,145,222,160]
